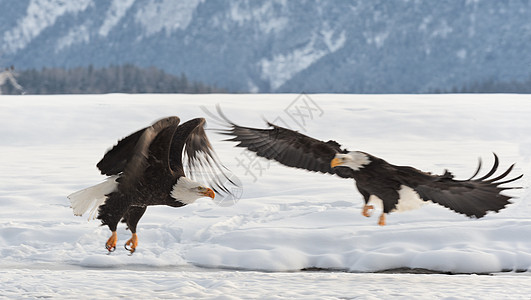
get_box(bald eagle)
[68,116,236,253]
[214,111,522,226]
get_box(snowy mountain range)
[1,0,530,93]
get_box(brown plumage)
[214,109,522,225]
[69,116,237,253]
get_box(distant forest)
[429,76,531,94]
[438,77,531,94]
[1,64,530,94]
[0,65,226,94]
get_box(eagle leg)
[362,205,374,217]
[378,213,386,226]
[122,206,146,254]
[106,231,118,253]
[124,233,138,254]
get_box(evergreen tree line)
[431,76,531,94]
[1,64,226,94]
[2,64,530,94]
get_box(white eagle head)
[330,151,371,171]
[171,177,215,205]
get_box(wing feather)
[397,154,522,218]
[120,117,181,191]
[215,108,352,177]
[475,153,499,180]
[96,127,147,175]
[173,118,239,197]
[96,117,181,180]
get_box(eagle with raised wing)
[68,116,237,253]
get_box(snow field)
[1,94,530,298]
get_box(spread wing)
[172,118,239,196]
[96,127,149,176]
[212,107,354,178]
[97,117,182,177]
[396,154,523,218]
[120,116,181,191]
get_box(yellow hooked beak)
[331,157,343,168]
[201,188,215,199]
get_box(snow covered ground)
[1,94,531,299]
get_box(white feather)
[170,177,202,205]
[367,185,428,213]
[336,151,371,171]
[393,185,429,212]
[68,175,119,220]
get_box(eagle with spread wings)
[213,108,522,226]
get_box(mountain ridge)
[1,0,530,93]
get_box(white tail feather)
[68,175,119,220]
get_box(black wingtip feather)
[496,173,524,186]
[412,153,522,219]
[476,153,499,181]
[485,164,515,183]
[469,154,523,187]
[466,157,482,180]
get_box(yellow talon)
[106,231,118,252]
[124,233,138,254]
[378,214,386,226]
[362,205,374,217]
